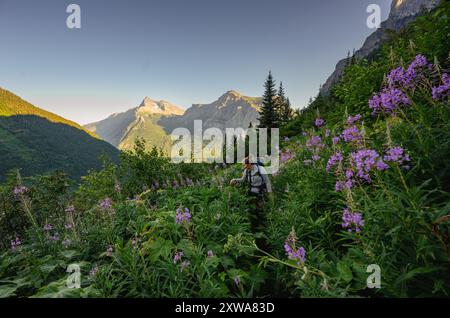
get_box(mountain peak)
[137,97,185,116]
[139,96,155,107]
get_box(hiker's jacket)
[232,164,272,194]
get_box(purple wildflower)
[432,73,450,101]
[64,223,73,230]
[326,152,343,172]
[280,149,295,164]
[62,239,72,247]
[11,237,21,251]
[315,118,325,128]
[332,136,340,145]
[89,265,99,277]
[369,88,410,115]
[65,205,75,214]
[384,147,411,165]
[350,149,384,183]
[106,246,113,257]
[306,135,324,150]
[207,250,214,257]
[284,231,306,266]
[13,185,28,196]
[312,154,320,161]
[342,208,365,233]
[50,233,60,242]
[43,223,53,231]
[347,114,362,125]
[325,129,331,137]
[175,207,192,224]
[173,251,184,264]
[341,126,362,143]
[99,198,113,210]
[234,276,241,286]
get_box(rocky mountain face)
[320,0,441,95]
[158,90,261,135]
[85,90,261,152]
[84,97,185,151]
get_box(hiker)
[230,157,273,229]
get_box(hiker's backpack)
[245,164,267,193]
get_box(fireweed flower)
[432,73,450,101]
[369,88,410,115]
[383,147,411,165]
[50,233,60,242]
[332,136,340,145]
[280,149,295,163]
[181,261,190,271]
[306,135,324,150]
[347,114,362,125]
[64,223,73,230]
[350,149,388,183]
[341,126,362,143]
[410,54,429,67]
[173,251,184,264]
[99,198,113,210]
[65,205,75,214]
[315,118,325,128]
[131,238,140,248]
[342,208,365,233]
[43,223,53,231]
[10,237,21,251]
[284,231,306,266]
[175,207,191,224]
[89,265,99,277]
[13,185,28,196]
[326,152,343,172]
[388,55,431,89]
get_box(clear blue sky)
[0,0,392,124]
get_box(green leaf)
[39,263,58,274]
[144,237,172,262]
[60,250,79,260]
[337,261,353,283]
[0,284,18,298]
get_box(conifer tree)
[258,71,279,128]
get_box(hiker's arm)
[262,173,272,193]
[230,171,246,185]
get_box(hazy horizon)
[0,0,392,125]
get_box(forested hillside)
[0,89,120,180]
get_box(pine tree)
[281,97,294,122]
[276,82,294,124]
[258,71,279,128]
[276,81,286,119]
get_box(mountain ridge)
[85,90,262,152]
[0,87,99,138]
[0,88,120,180]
